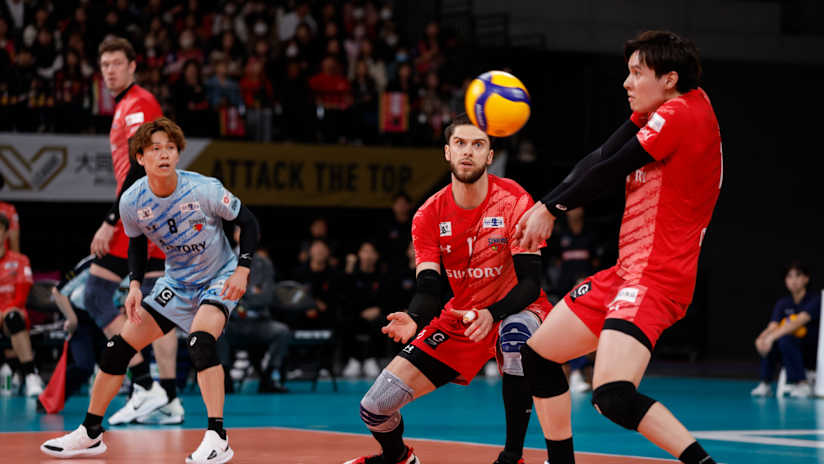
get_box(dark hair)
[393,191,411,203]
[0,214,8,232]
[786,260,810,278]
[624,30,701,93]
[443,112,489,143]
[98,36,136,62]
[129,117,187,161]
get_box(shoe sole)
[40,441,108,458]
[185,446,234,463]
[108,397,169,425]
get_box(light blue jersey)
[120,170,240,286]
[120,170,242,332]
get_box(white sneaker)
[108,381,168,425]
[363,358,380,378]
[788,382,813,398]
[569,370,591,393]
[750,381,772,397]
[342,358,362,378]
[186,430,234,464]
[40,425,107,458]
[25,373,44,397]
[136,397,185,424]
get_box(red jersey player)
[514,31,721,464]
[0,213,42,396]
[0,201,20,252]
[84,37,183,427]
[344,114,552,464]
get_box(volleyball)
[464,71,531,137]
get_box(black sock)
[160,378,177,401]
[679,441,715,464]
[130,360,153,391]
[546,437,575,464]
[502,373,532,457]
[82,412,104,438]
[208,417,227,440]
[20,360,35,376]
[370,417,407,462]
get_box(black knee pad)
[520,343,569,398]
[591,381,656,431]
[188,331,220,372]
[99,335,138,375]
[3,311,25,334]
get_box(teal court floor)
[2,376,822,463]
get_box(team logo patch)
[488,237,507,251]
[569,281,592,302]
[612,287,639,304]
[439,221,452,237]
[179,201,201,213]
[124,112,145,126]
[402,345,414,354]
[230,198,240,211]
[483,217,504,228]
[138,207,154,220]
[189,216,206,232]
[4,261,18,270]
[222,189,231,205]
[154,287,175,307]
[648,112,666,132]
[424,330,449,349]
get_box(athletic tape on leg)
[359,370,414,433]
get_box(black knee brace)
[3,311,25,334]
[520,343,569,398]
[99,335,138,375]
[591,381,656,431]
[188,331,220,372]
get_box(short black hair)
[0,214,8,232]
[786,260,810,277]
[393,191,411,203]
[624,30,701,93]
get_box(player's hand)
[449,308,494,342]
[63,316,78,336]
[756,335,774,357]
[513,201,555,251]
[382,312,417,343]
[125,282,143,324]
[221,266,250,301]
[91,222,116,257]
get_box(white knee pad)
[499,311,541,376]
[359,370,414,433]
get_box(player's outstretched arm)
[222,205,260,301]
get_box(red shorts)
[564,266,688,349]
[109,221,165,260]
[0,306,30,330]
[407,310,499,385]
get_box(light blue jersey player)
[120,169,243,331]
[41,118,259,464]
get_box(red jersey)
[622,88,722,304]
[0,250,33,311]
[110,83,162,194]
[413,175,552,317]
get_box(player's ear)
[135,151,145,166]
[487,148,494,166]
[444,144,451,162]
[128,59,136,75]
[664,70,679,91]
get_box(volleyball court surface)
[2,376,821,463]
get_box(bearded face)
[445,124,493,185]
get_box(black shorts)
[397,343,459,388]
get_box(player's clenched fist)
[382,312,418,343]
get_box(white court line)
[694,429,824,448]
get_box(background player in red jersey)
[344,114,552,464]
[513,31,721,464]
[84,37,182,426]
[0,202,20,252]
[0,213,43,396]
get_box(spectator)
[378,192,413,270]
[205,54,242,108]
[309,55,352,143]
[551,207,601,296]
[164,28,204,81]
[278,1,317,41]
[0,201,20,252]
[279,58,315,142]
[752,261,820,398]
[0,213,43,397]
[415,20,444,75]
[239,57,274,141]
[290,239,341,330]
[218,228,291,394]
[173,58,213,136]
[0,17,14,62]
[350,58,379,143]
[340,240,386,379]
[54,48,92,133]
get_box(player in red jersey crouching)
[343,114,553,464]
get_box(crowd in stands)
[0,0,469,145]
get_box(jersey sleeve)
[635,100,686,161]
[802,293,821,321]
[769,300,783,323]
[411,204,440,266]
[18,255,33,285]
[205,178,242,221]
[124,96,162,138]
[630,111,649,128]
[119,192,143,238]
[509,192,545,254]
